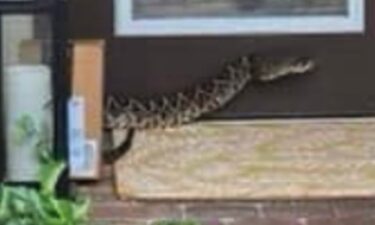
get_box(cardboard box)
[70,40,105,180]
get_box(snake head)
[253,56,316,82]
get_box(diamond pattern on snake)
[103,54,316,164]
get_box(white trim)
[114,0,365,37]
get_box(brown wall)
[68,0,375,120]
[69,2,375,224]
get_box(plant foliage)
[0,115,90,225]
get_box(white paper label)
[68,96,86,174]
[83,140,99,174]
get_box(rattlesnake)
[103,54,315,164]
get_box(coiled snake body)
[103,54,315,164]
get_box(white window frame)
[114,0,365,37]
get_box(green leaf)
[39,160,66,195]
[51,198,70,222]
[0,186,11,221]
[28,190,49,220]
[72,197,90,222]
[29,190,71,225]
[12,115,37,146]
[35,138,53,163]
[9,187,31,215]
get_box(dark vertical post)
[51,0,70,196]
[0,17,5,181]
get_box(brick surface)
[91,201,182,220]
[330,199,375,218]
[79,166,375,225]
[263,200,335,219]
[309,215,375,225]
[234,217,302,225]
[91,219,149,225]
[186,201,258,221]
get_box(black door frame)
[0,0,70,195]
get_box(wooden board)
[71,40,104,180]
[115,119,375,199]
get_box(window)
[0,0,69,184]
[115,0,365,36]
